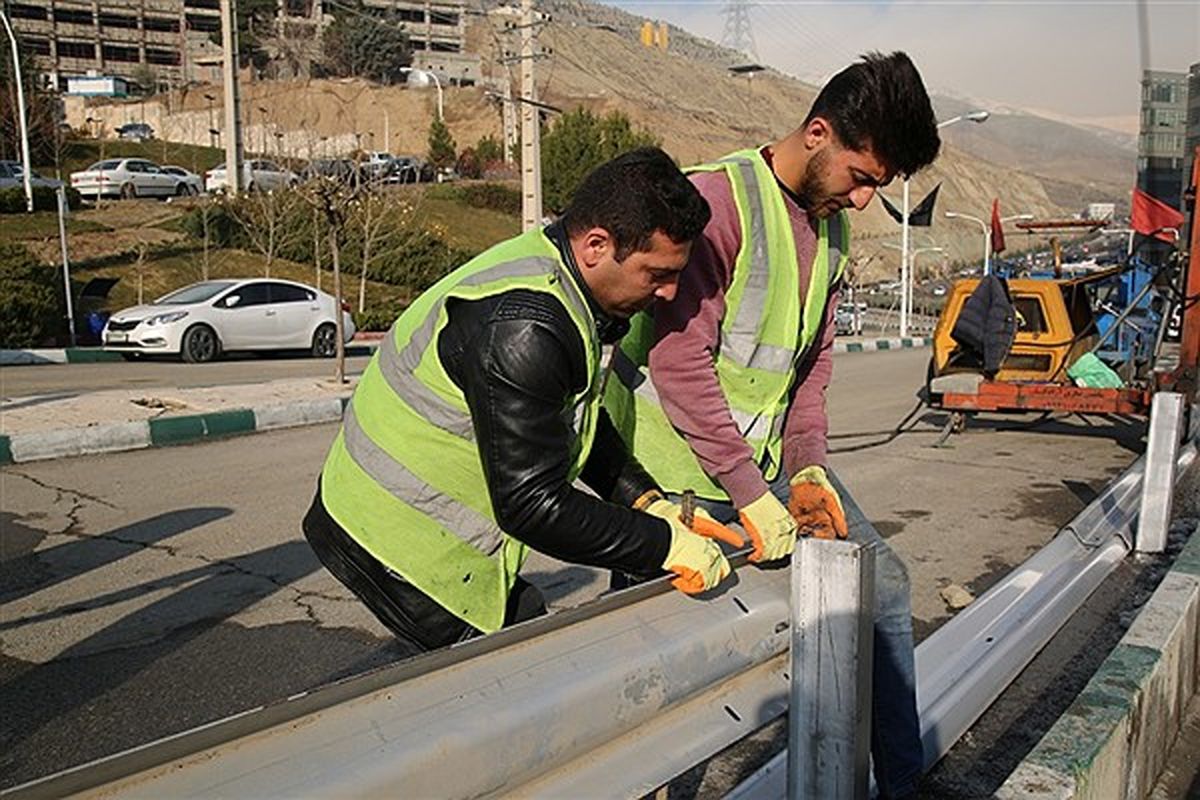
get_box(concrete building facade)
[1138,69,1190,210]
[4,0,225,89]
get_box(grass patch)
[38,139,226,180]
[411,194,519,253]
[0,212,110,242]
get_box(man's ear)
[804,117,833,151]
[577,226,614,268]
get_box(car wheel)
[181,324,221,363]
[312,323,338,358]
[175,182,189,197]
[247,181,258,193]
[120,182,137,200]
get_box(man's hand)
[643,499,741,594]
[738,491,798,563]
[788,466,848,540]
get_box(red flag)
[990,198,1005,254]
[1131,188,1185,243]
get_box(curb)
[996,529,1200,799]
[1,344,378,366]
[833,336,932,353]
[0,397,348,465]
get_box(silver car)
[70,158,187,200]
[204,159,297,193]
[0,160,63,190]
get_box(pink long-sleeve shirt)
[646,162,840,508]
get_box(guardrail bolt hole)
[733,597,749,614]
[724,705,742,722]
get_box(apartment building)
[4,0,225,89]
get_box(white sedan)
[70,158,188,200]
[161,165,203,196]
[102,279,357,363]
[204,159,297,193]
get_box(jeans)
[670,467,923,798]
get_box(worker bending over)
[605,53,942,799]
[303,148,742,653]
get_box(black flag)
[878,192,905,224]
[909,184,941,226]
[876,183,941,226]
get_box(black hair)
[805,51,941,178]
[561,147,711,260]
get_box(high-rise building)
[1185,61,1200,210]
[1138,69,1189,210]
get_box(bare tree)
[226,187,303,277]
[312,206,323,291]
[352,188,403,313]
[299,176,356,383]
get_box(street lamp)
[896,109,989,336]
[1,10,34,213]
[400,67,443,120]
[945,211,990,275]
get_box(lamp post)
[945,211,990,275]
[896,110,989,336]
[1,10,34,213]
[399,66,443,120]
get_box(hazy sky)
[607,0,1198,130]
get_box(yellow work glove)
[738,491,798,563]
[643,498,742,594]
[787,466,848,540]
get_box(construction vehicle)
[926,153,1197,426]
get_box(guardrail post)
[1138,391,1184,554]
[789,537,875,800]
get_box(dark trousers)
[302,487,547,653]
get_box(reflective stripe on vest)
[604,147,849,501]
[321,228,600,633]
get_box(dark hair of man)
[561,147,711,260]
[804,51,941,178]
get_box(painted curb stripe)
[0,435,11,465]
[63,349,124,364]
[1000,529,1200,797]
[2,345,378,367]
[7,421,153,463]
[148,409,256,446]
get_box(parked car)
[116,122,155,141]
[382,156,423,184]
[835,303,863,336]
[102,279,356,363]
[70,158,186,199]
[204,159,298,193]
[160,165,203,195]
[300,158,367,187]
[0,160,63,190]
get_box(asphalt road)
[0,348,1148,790]
[0,354,374,398]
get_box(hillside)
[67,0,1135,282]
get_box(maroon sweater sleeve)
[782,284,838,477]
[646,171,771,508]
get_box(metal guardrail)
[6,440,1194,799]
[728,440,1197,800]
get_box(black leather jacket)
[434,222,670,578]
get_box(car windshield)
[87,160,122,171]
[155,281,237,305]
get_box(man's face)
[796,123,894,219]
[580,229,691,318]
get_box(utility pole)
[219,0,243,194]
[519,0,541,230]
[501,81,517,166]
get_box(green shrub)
[372,229,473,291]
[0,185,82,213]
[458,182,520,215]
[0,242,62,347]
[352,307,397,332]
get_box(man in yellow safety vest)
[605,53,942,798]
[303,148,743,653]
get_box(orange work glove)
[643,498,744,594]
[787,466,849,540]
